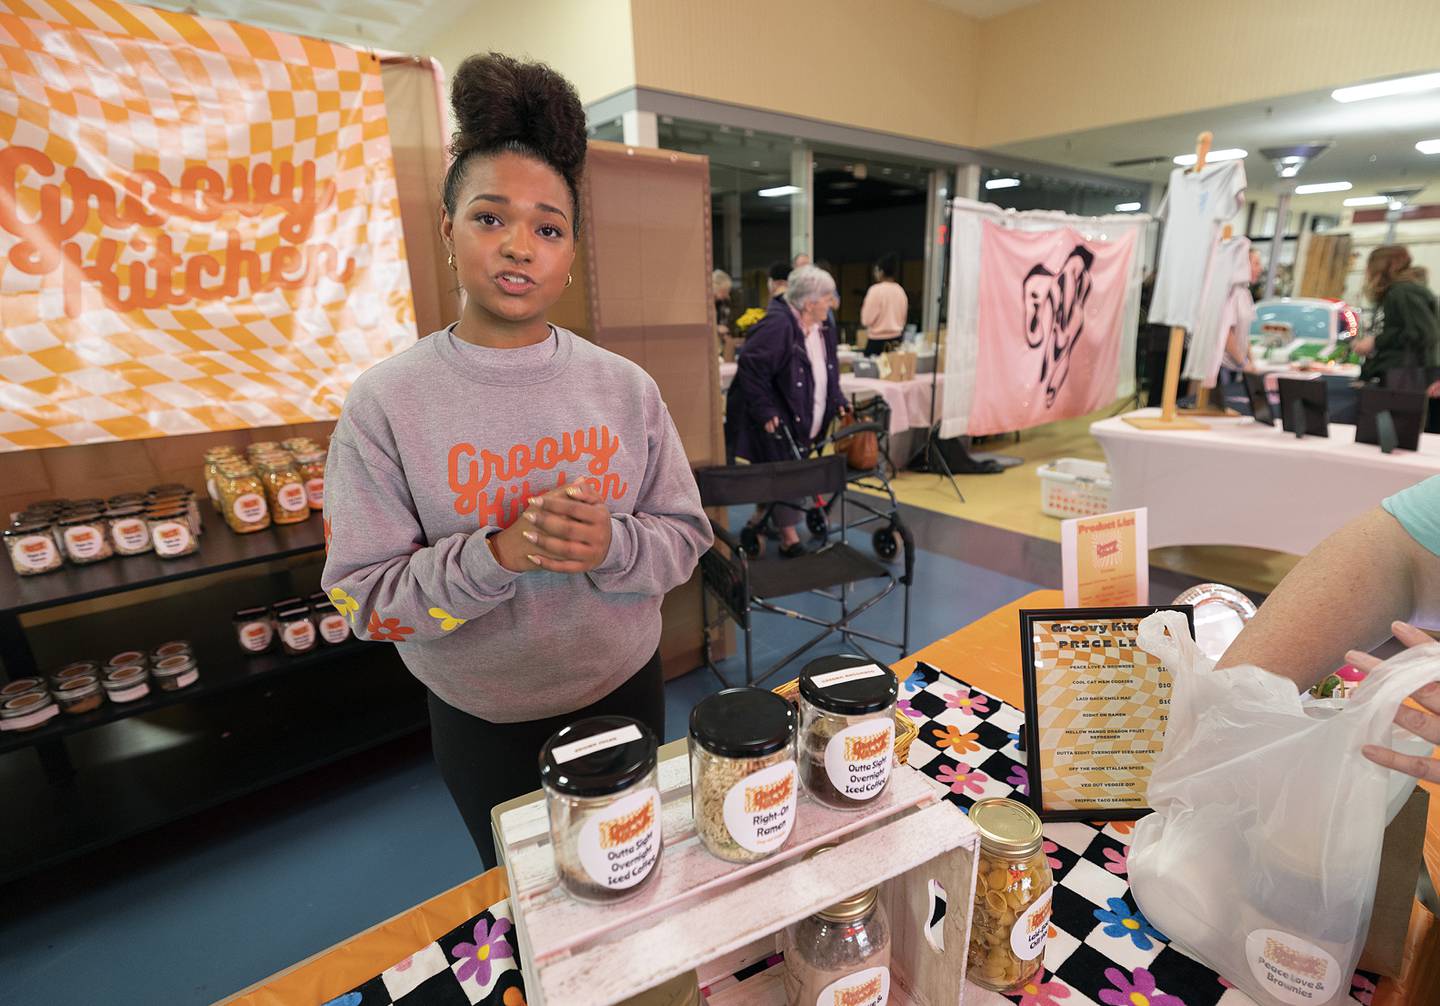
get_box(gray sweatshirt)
[320,325,712,723]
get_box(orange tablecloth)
[221,590,1437,1005]
[896,589,1438,1006]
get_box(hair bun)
[449,52,586,175]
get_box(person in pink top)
[860,253,908,357]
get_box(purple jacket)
[725,299,844,463]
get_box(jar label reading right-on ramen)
[810,663,886,690]
[318,614,349,644]
[577,786,661,890]
[552,723,643,764]
[282,620,315,651]
[233,493,267,524]
[239,622,273,652]
[13,535,58,571]
[112,519,149,551]
[722,759,797,853]
[152,522,192,556]
[63,526,102,558]
[1008,887,1052,961]
[1245,929,1341,1005]
[824,718,893,800]
[277,484,308,512]
[814,966,890,1006]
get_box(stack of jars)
[0,641,201,733]
[209,440,325,535]
[232,591,350,658]
[4,487,203,576]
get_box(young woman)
[859,253,908,357]
[1356,244,1439,385]
[321,53,711,868]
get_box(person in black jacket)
[724,266,846,557]
[1357,245,1439,385]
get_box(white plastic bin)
[1037,458,1113,518]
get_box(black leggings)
[427,651,666,870]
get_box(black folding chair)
[695,454,915,686]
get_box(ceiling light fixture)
[1343,195,1390,207]
[1173,148,1247,166]
[1331,72,1440,103]
[757,185,801,198]
[1293,181,1353,195]
[1418,139,1440,155]
[1115,202,1142,212]
[985,177,1021,190]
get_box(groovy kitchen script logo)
[744,773,795,813]
[845,727,892,762]
[834,975,884,1006]
[0,147,352,319]
[448,426,629,527]
[1022,244,1095,407]
[598,799,655,850]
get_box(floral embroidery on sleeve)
[329,587,360,624]
[367,610,414,642]
[429,607,467,632]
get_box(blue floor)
[0,514,1044,1006]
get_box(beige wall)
[416,0,636,105]
[629,0,982,147]
[974,0,1440,146]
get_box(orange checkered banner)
[0,0,416,451]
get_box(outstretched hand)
[1352,621,1440,782]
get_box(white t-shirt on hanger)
[1183,235,1253,386]
[1149,161,1247,331]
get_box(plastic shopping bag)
[1128,610,1435,1006]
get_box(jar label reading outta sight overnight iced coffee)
[240,622,273,652]
[824,718,893,800]
[723,759,797,853]
[1246,929,1341,1005]
[815,966,890,1006]
[318,614,350,643]
[233,493,267,524]
[1009,887,1052,961]
[282,620,315,651]
[578,786,661,890]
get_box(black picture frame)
[1242,372,1275,425]
[1019,605,1195,823]
[1277,376,1330,438]
[1356,386,1426,453]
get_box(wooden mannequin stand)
[1124,131,1216,432]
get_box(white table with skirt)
[1091,408,1440,555]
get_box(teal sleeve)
[1383,475,1440,557]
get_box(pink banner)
[970,221,1136,436]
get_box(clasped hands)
[488,483,613,574]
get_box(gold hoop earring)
[447,251,455,270]
[565,273,573,288]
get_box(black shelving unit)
[0,513,422,884]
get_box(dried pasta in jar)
[966,798,1053,992]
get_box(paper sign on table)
[1060,507,1148,607]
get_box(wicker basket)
[772,677,919,765]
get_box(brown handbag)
[835,427,878,471]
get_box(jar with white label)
[258,460,310,525]
[689,687,798,863]
[101,664,150,703]
[5,520,64,576]
[203,447,240,511]
[1,690,59,732]
[106,651,147,673]
[796,656,898,810]
[151,653,200,692]
[293,451,326,511]
[783,859,891,1006]
[0,677,46,702]
[219,463,272,534]
[105,506,153,556]
[312,599,351,645]
[966,798,1053,992]
[58,514,113,565]
[147,508,198,559]
[233,606,275,655]
[540,716,662,903]
[276,606,317,655]
[53,674,104,715]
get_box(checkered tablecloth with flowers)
[898,661,1380,1006]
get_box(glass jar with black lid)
[797,655,899,810]
[689,687,798,863]
[540,716,662,903]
